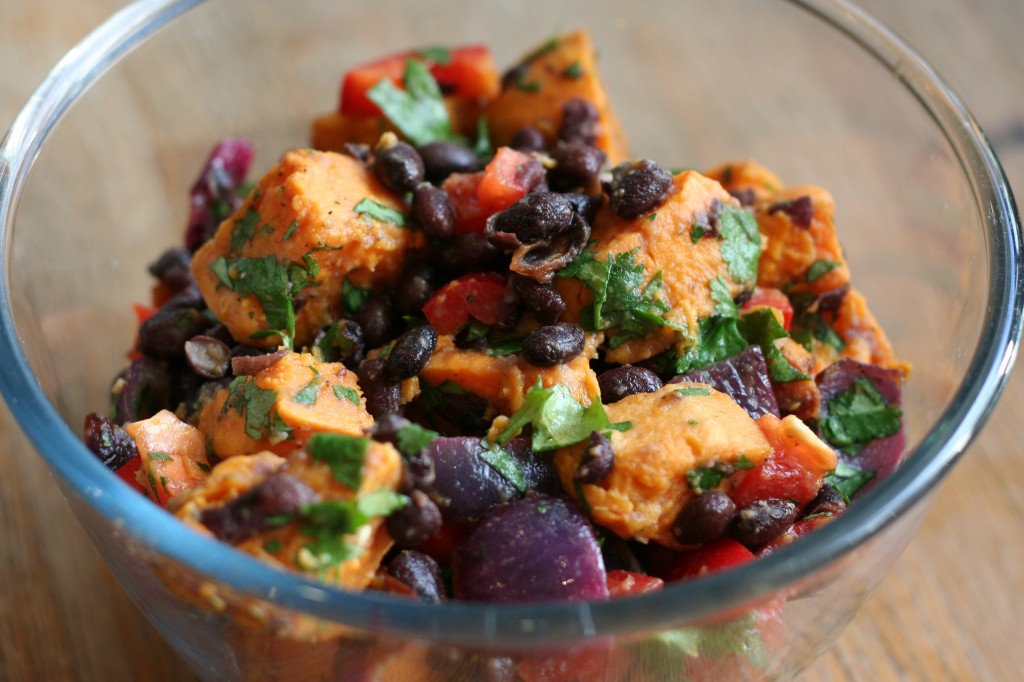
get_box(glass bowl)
[1,0,1020,679]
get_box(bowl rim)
[1,0,1021,645]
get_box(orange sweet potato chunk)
[124,409,211,505]
[191,150,425,349]
[486,31,628,164]
[555,383,772,550]
[312,97,486,151]
[198,351,373,459]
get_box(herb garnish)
[332,385,360,405]
[806,259,839,283]
[367,59,463,146]
[824,462,875,500]
[478,441,527,493]
[354,197,407,227]
[414,45,451,64]
[307,432,369,489]
[229,207,261,254]
[675,387,711,397]
[294,490,408,571]
[395,423,439,457]
[562,60,583,79]
[222,376,286,441]
[686,455,754,492]
[716,203,761,286]
[820,377,902,455]
[495,381,630,451]
[293,367,321,405]
[341,278,371,315]
[558,248,682,347]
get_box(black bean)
[437,233,507,274]
[148,247,193,292]
[803,484,847,518]
[313,319,365,366]
[231,349,287,376]
[560,97,600,145]
[521,323,585,367]
[356,294,397,349]
[255,472,320,517]
[511,275,566,324]
[574,431,614,484]
[510,126,547,153]
[490,192,574,243]
[342,142,372,164]
[672,491,737,545]
[386,549,446,603]
[368,413,413,447]
[357,358,401,419]
[201,472,319,544]
[83,412,138,471]
[509,211,591,284]
[768,195,814,230]
[395,262,437,316]
[386,491,444,550]
[729,188,757,207]
[606,159,674,219]
[184,335,232,379]
[412,183,456,240]
[138,307,211,360]
[374,141,425,193]
[731,498,799,548]
[386,325,437,380]
[599,532,644,573]
[369,414,436,489]
[115,357,174,423]
[430,390,492,436]
[549,141,606,192]
[160,284,205,311]
[597,365,663,403]
[418,141,480,184]
[562,192,603,223]
[500,62,530,92]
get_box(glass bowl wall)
[1,0,1019,679]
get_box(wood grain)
[1,1,1022,680]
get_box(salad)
[83,31,907,611]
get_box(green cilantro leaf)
[806,259,839,283]
[675,387,711,397]
[791,305,846,352]
[825,462,875,499]
[281,220,298,241]
[293,367,321,405]
[293,490,408,572]
[558,248,681,346]
[738,308,811,383]
[211,255,294,343]
[354,198,407,227]
[307,433,368,489]
[332,385,360,405]
[478,441,528,493]
[709,275,738,318]
[495,381,623,451]
[562,61,583,79]
[415,45,451,64]
[717,204,761,286]
[672,316,748,374]
[341,278,372,316]
[148,451,173,462]
[686,457,752,492]
[222,376,282,441]
[367,59,463,146]
[229,207,261,255]
[395,424,439,457]
[820,377,902,455]
[473,117,493,158]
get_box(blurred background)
[1,1,1021,680]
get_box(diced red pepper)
[477,147,538,213]
[757,515,836,558]
[115,455,148,496]
[422,273,509,335]
[415,519,472,565]
[340,45,500,118]
[442,172,490,235]
[606,569,665,598]
[663,538,755,582]
[731,414,836,508]
[741,287,794,330]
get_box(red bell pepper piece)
[422,273,509,335]
[442,172,490,235]
[340,45,499,117]
[606,569,665,598]
[741,287,794,330]
[663,538,755,582]
[477,146,538,213]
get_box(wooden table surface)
[2,1,1022,680]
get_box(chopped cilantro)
[473,117,493,158]
[222,376,283,441]
[690,224,709,244]
[415,45,451,64]
[148,451,173,462]
[513,75,542,92]
[307,433,368,489]
[686,460,744,492]
[820,377,902,455]
[646,212,658,222]
[716,204,761,286]
[672,315,748,374]
[293,367,321,405]
[675,387,711,397]
[295,490,407,571]
[341,278,371,315]
[229,207,261,254]
[524,37,559,63]
[209,255,295,346]
[367,59,463,146]
[791,308,846,352]
[739,308,811,382]
[263,538,283,553]
[562,61,583,79]
[332,385,360,405]
[483,335,524,357]
[197,462,211,473]
[806,259,839,283]
[478,441,527,493]
[281,220,298,241]
[354,197,407,227]
[558,248,681,347]
[825,462,875,499]
[709,275,738,318]
[395,424,439,457]
[495,381,625,451]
